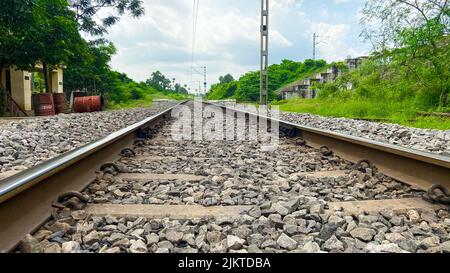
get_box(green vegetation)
[273,98,450,130]
[0,0,186,116]
[206,59,327,101]
[208,0,450,130]
[290,0,450,129]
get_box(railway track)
[0,100,449,253]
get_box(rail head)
[0,102,185,204]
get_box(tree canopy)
[69,0,145,38]
[206,59,328,102]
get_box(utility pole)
[260,0,269,106]
[313,33,319,60]
[203,66,207,94]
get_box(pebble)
[129,240,148,253]
[165,231,184,244]
[366,243,409,253]
[350,228,376,242]
[323,235,344,252]
[277,234,298,250]
[226,235,245,250]
[61,241,81,253]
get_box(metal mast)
[260,0,269,105]
[313,33,318,60]
[203,66,207,94]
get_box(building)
[345,56,368,70]
[1,64,65,116]
[276,66,341,100]
[277,56,367,100]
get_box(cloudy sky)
[103,0,370,93]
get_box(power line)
[190,0,200,94]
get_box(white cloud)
[100,0,368,92]
[309,22,367,61]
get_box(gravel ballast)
[15,101,449,254]
[0,101,178,174]
[216,102,450,157]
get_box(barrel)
[53,93,68,114]
[32,93,55,116]
[73,96,102,113]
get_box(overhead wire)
[190,0,200,94]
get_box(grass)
[106,93,192,110]
[271,98,450,130]
[106,98,154,110]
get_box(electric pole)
[313,33,319,60]
[203,66,207,94]
[260,0,269,106]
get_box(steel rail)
[0,102,183,252]
[208,102,450,191]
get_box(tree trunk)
[42,62,51,93]
[0,63,6,116]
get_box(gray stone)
[440,241,450,253]
[310,204,324,214]
[301,242,321,253]
[247,234,265,247]
[399,240,418,253]
[268,214,285,229]
[318,223,337,241]
[419,236,440,249]
[284,225,299,236]
[248,206,262,218]
[390,216,405,226]
[146,233,160,245]
[158,240,174,249]
[166,231,184,244]
[385,233,406,244]
[206,231,223,244]
[20,234,39,253]
[226,235,245,250]
[328,215,346,227]
[261,239,278,249]
[129,240,148,253]
[350,228,376,242]
[366,243,409,253]
[271,202,290,216]
[83,230,101,245]
[323,235,344,252]
[61,241,81,253]
[71,210,87,220]
[277,234,298,251]
[102,247,121,253]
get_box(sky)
[102,0,370,93]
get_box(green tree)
[361,0,450,107]
[0,0,36,115]
[207,59,329,102]
[219,74,235,84]
[145,71,171,91]
[361,0,449,50]
[174,83,188,94]
[69,0,145,38]
[32,0,87,93]
[64,42,117,95]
